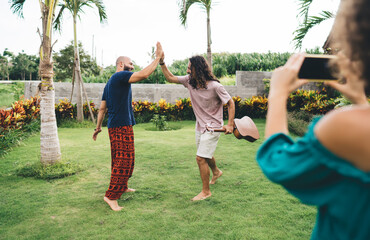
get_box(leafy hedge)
[0,96,40,131]
[2,89,367,155]
[0,87,345,131]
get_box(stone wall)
[24,71,274,107]
[24,71,323,107]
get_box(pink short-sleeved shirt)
[178,75,231,133]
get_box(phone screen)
[298,55,338,81]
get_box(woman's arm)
[265,53,308,138]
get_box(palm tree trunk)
[6,65,9,80]
[73,15,84,122]
[39,2,61,164]
[206,9,212,70]
[79,70,96,123]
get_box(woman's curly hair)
[188,56,219,89]
[333,0,370,92]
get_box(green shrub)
[289,110,314,122]
[287,112,310,137]
[334,97,352,108]
[150,114,169,131]
[16,160,84,180]
[55,98,98,122]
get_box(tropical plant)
[179,0,215,68]
[150,114,169,131]
[293,0,338,50]
[54,0,107,122]
[10,0,62,165]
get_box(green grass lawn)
[0,120,316,240]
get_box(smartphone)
[298,54,339,81]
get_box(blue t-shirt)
[102,71,135,128]
[256,117,370,240]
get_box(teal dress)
[256,117,370,240]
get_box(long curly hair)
[188,56,219,89]
[333,0,370,93]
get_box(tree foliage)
[53,41,101,82]
[0,49,39,80]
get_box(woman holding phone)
[256,0,370,239]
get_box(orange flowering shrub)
[54,99,98,121]
[133,100,158,123]
[224,95,268,119]
[171,98,195,121]
[0,87,346,132]
[0,96,40,132]
[83,101,98,120]
[288,88,336,114]
[55,98,74,120]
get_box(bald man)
[93,42,163,211]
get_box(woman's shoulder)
[314,105,370,171]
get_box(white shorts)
[195,131,221,159]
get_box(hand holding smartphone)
[298,54,339,81]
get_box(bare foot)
[104,197,123,211]
[124,188,136,193]
[210,170,223,184]
[191,192,212,201]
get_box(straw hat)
[234,116,260,142]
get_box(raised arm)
[158,46,179,83]
[128,42,163,83]
[265,53,307,138]
[160,61,180,83]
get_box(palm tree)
[10,0,61,165]
[54,0,107,122]
[293,0,337,50]
[180,0,214,68]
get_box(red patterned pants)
[105,125,135,200]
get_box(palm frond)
[293,11,335,50]
[179,0,202,26]
[90,0,107,23]
[9,0,27,18]
[54,4,66,32]
[296,0,314,22]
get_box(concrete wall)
[22,71,322,107]
[24,71,274,107]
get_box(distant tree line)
[0,49,39,80]
[1,44,323,83]
[0,42,100,81]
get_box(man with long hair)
[160,54,235,201]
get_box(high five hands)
[156,42,164,61]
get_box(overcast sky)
[0,0,340,68]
